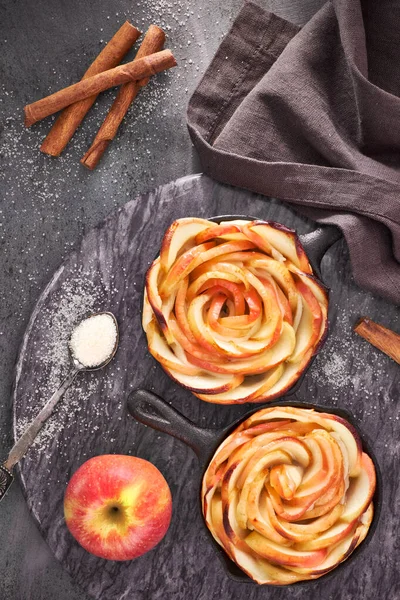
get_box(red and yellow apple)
[142,217,329,404]
[64,455,172,561]
[202,407,376,585]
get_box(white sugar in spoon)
[0,312,119,501]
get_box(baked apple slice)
[160,217,213,272]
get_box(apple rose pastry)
[143,217,328,403]
[202,406,376,585]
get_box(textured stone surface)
[9,174,400,600]
[0,0,398,599]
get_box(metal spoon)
[0,312,119,502]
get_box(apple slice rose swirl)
[201,406,376,585]
[143,217,329,403]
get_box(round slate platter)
[12,174,399,600]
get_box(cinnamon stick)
[24,50,177,127]
[40,22,141,156]
[354,317,400,364]
[81,25,166,170]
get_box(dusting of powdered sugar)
[41,277,103,371]
[13,272,116,460]
[309,307,389,413]
[317,352,352,389]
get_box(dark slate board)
[12,174,400,600]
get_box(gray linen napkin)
[187,0,400,304]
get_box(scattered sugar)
[41,277,103,371]
[308,307,390,413]
[14,274,113,457]
[319,353,351,389]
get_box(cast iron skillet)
[194,216,341,399]
[127,389,382,588]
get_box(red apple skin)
[64,455,172,561]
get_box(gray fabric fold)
[187,0,400,304]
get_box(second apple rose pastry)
[202,406,376,584]
[142,217,329,403]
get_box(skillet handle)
[127,389,217,462]
[299,225,341,277]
